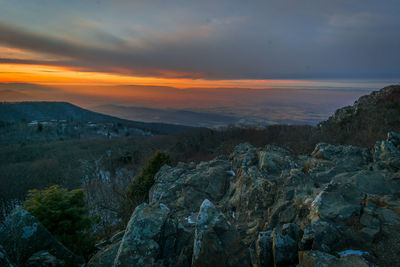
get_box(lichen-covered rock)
[150,158,231,213]
[300,221,356,254]
[374,132,400,171]
[312,143,371,164]
[298,250,338,266]
[192,199,251,267]
[26,251,65,266]
[309,180,363,223]
[88,241,121,267]
[299,250,371,267]
[258,145,296,175]
[0,207,83,266]
[113,202,173,266]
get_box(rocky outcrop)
[0,207,84,266]
[88,131,400,266]
[113,203,174,266]
[318,85,400,147]
[26,251,65,266]
[192,199,250,267]
[87,241,121,267]
[299,250,371,267]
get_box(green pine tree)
[24,185,95,258]
[125,151,171,213]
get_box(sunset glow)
[0,61,322,92]
[0,1,398,112]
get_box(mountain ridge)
[318,84,400,147]
[0,101,194,134]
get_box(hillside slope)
[318,84,400,146]
[0,101,194,134]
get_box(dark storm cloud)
[0,0,399,79]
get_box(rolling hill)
[0,101,194,134]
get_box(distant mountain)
[0,102,194,134]
[92,104,239,128]
[318,84,400,146]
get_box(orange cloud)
[0,63,317,90]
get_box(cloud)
[0,0,399,80]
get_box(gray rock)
[298,250,338,266]
[299,250,371,267]
[88,241,121,267]
[374,138,400,171]
[359,214,380,242]
[300,221,356,254]
[109,230,125,244]
[310,180,363,223]
[113,203,172,266]
[312,143,371,166]
[255,231,273,267]
[258,145,295,175]
[150,159,231,213]
[282,223,303,242]
[388,131,400,147]
[192,199,251,267]
[26,251,65,267]
[0,207,83,266]
[272,230,298,266]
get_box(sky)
[0,1,399,124]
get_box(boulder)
[192,199,251,267]
[0,207,83,266]
[311,143,371,165]
[282,223,303,242]
[255,231,273,267]
[299,250,337,266]
[258,145,295,175]
[150,159,231,213]
[272,230,298,266]
[149,164,189,208]
[113,203,173,266]
[388,131,400,147]
[88,241,121,267]
[26,251,65,266]
[299,250,371,267]
[374,133,400,171]
[300,221,356,254]
[359,214,380,243]
[310,180,363,223]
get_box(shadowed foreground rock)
[192,199,251,267]
[0,245,14,267]
[113,202,175,266]
[0,207,84,266]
